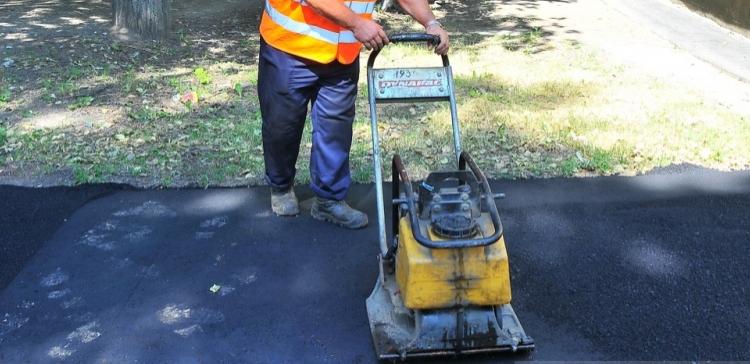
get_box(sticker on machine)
[374,67,450,99]
[378,79,442,89]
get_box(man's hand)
[397,0,449,54]
[352,18,389,51]
[304,0,388,50]
[426,24,449,55]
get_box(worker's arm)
[396,0,449,54]
[304,0,389,50]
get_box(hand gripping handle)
[389,33,439,44]
[367,33,449,68]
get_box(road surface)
[1,167,749,362]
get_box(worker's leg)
[308,59,359,201]
[258,39,317,191]
[308,59,368,229]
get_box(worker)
[258,0,449,228]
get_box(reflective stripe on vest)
[260,0,376,64]
[295,0,375,15]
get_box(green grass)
[0,125,6,165]
[110,42,123,52]
[40,77,77,103]
[194,67,212,85]
[41,79,54,102]
[70,160,121,184]
[0,126,7,148]
[7,99,267,185]
[239,38,254,50]
[560,157,582,176]
[0,87,10,105]
[58,79,76,97]
[349,37,750,180]
[128,107,174,123]
[168,77,190,94]
[3,31,749,186]
[67,65,84,80]
[67,96,94,110]
[500,27,546,53]
[120,68,138,94]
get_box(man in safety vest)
[259,0,449,229]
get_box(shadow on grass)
[380,0,578,53]
[0,0,584,121]
[0,0,577,114]
[1,0,647,187]
[0,0,263,123]
[0,0,271,186]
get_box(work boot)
[311,197,368,229]
[270,187,299,216]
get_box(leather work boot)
[311,197,368,229]
[270,188,299,216]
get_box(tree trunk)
[112,0,170,41]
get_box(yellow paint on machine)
[395,216,512,310]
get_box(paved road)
[608,0,750,81]
[0,185,127,290]
[1,167,749,362]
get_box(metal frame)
[367,33,464,257]
[365,33,535,360]
[392,153,504,249]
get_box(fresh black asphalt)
[1,167,749,362]
[0,184,129,290]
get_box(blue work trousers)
[258,40,359,201]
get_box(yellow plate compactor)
[364,34,535,360]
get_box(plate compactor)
[364,34,535,360]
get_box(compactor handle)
[389,33,439,44]
[367,33,450,68]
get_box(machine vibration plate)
[366,267,535,360]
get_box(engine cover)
[395,215,512,310]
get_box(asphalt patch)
[0,184,126,289]
[0,169,749,362]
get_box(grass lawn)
[1,1,748,187]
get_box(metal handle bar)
[367,32,459,257]
[390,33,439,44]
[367,33,449,69]
[392,152,503,249]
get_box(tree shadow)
[0,0,584,128]
[0,0,263,127]
[679,0,750,35]
[380,0,578,52]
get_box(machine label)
[372,67,450,100]
[379,79,442,88]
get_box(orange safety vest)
[260,0,376,64]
